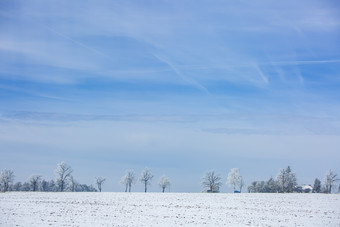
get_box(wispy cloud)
[202,127,284,135]
[253,64,269,85]
[270,59,340,66]
[153,55,210,94]
[0,85,72,101]
[41,25,117,62]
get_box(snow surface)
[1,192,339,226]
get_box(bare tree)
[239,176,245,193]
[202,171,222,192]
[54,162,73,192]
[69,176,78,192]
[48,180,57,192]
[139,168,154,192]
[28,175,42,191]
[40,180,49,192]
[95,177,106,192]
[226,168,242,192]
[0,169,15,192]
[276,166,297,193]
[324,170,339,193]
[121,170,136,192]
[158,175,171,192]
[13,182,23,191]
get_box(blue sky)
[1,0,340,192]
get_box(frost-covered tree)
[202,171,222,192]
[12,182,22,191]
[40,180,49,192]
[158,175,171,192]
[48,180,57,192]
[139,168,154,192]
[255,181,265,192]
[313,178,321,193]
[95,177,106,192]
[276,166,297,193]
[226,168,243,192]
[324,170,339,194]
[248,181,257,193]
[265,177,278,193]
[77,184,97,192]
[69,176,78,192]
[55,162,73,192]
[0,169,15,192]
[249,178,278,193]
[28,175,42,191]
[239,176,245,192]
[121,170,136,192]
[21,182,31,191]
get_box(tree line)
[248,167,339,194]
[0,163,97,193]
[202,166,339,193]
[1,163,339,193]
[0,162,170,193]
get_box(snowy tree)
[48,180,57,192]
[239,176,245,192]
[0,169,15,192]
[40,180,49,192]
[265,177,278,193]
[249,178,278,193]
[255,181,265,192]
[12,182,22,191]
[28,175,42,191]
[77,183,97,192]
[95,177,106,192]
[324,170,339,194]
[313,178,321,193]
[158,175,171,192]
[226,168,243,192]
[69,176,78,192]
[54,162,73,192]
[21,182,31,191]
[286,166,297,192]
[202,171,222,192]
[139,168,154,192]
[121,170,136,192]
[276,168,287,192]
[276,166,297,193]
[248,181,257,193]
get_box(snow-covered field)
[1,192,339,226]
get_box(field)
[1,192,340,226]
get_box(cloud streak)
[153,55,210,94]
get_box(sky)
[0,0,340,192]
